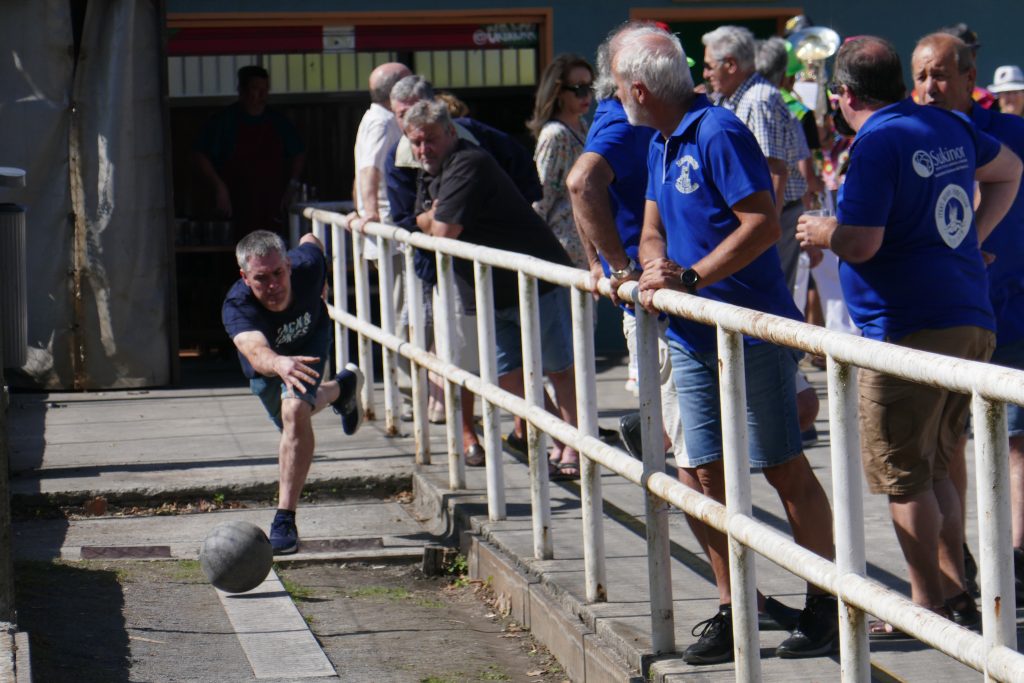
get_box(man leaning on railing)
[402,98,584,478]
[610,22,839,664]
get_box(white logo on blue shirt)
[675,155,700,194]
[934,183,972,249]
[913,146,968,179]
[912,150,934,177]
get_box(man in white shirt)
[352,62,411,232]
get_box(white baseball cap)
[989,65,1024,93]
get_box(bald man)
[913,32,1024,606]
[352,62,412,234]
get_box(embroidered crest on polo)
[675,155,700,194]
[934,183,972,249]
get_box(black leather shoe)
[776,595,839,659]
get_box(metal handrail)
[305,207,1024,682]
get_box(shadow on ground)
[15,560,130,683]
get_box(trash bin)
[0,202,26,369]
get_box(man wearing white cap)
[991,65,1024,117]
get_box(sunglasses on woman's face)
[563,82,593,98]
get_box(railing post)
[827,357,869,682]
[405,246,429,464]
[330,222,349,370]
[636,306,674,652]
[520,273,553,559]
[718,327,760,682]
[351,229,375,420]
[972,391,1016,682]
[311,219,332,379]
[475,261,505,520]
[377,237,399,435]
[572,286,606,603]
[436,252,465,490]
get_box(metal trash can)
[0,203,26,368]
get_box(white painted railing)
[304,207,1024,683]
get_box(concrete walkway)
[5,357,1018,681]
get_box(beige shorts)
[859,325,994,496]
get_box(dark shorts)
[250,326,330,431]
[494,286,574,376]
[858,326,995,496]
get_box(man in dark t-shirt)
[403,98,583,478]
[222,230,363,554]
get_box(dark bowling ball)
[199,520,273,593]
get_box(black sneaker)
[945,591,980,629]
[269,511,299,555]
[761,596,801,631]
[332,363,364,435]
[619,412,643,460]
[964,543,979,596]
[682,606,734,665]
[776,594,838,659]
[1014,547,1024,602]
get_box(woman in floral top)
[527,53,594,269]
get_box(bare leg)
[545,365,580,469]
[277,398,317,511]
[934,477,967,598]
[797,386,819,433]
[762,454,835,594]
[689,462,732,605]
[1011,436,1024,548]
[889,490,945,608]
[950,434,969,530]
[461,386,480,448]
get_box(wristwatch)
[680,267,701,294]
[610,256,639,280]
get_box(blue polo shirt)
[971,102,1024,347]
[646,94,801,353]
[584,99,656,275]
[837,99,999,342]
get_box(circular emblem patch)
[934,183,972,249]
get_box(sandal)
[551,460,580,481]
[867,619,906,639]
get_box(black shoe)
[331,364,364,435]
[682,606,734,665]
[598,426,620,445]
[776,595,838,659]
[505,429,527,454]
[760,596,801,631]
[1014,547,1024,601]
[964,543,979,597]
[619,412,643,460]
[945,591,980,629]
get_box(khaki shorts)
[859,326,994,496]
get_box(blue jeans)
[668,340,802,469]
[494,286,574,376]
